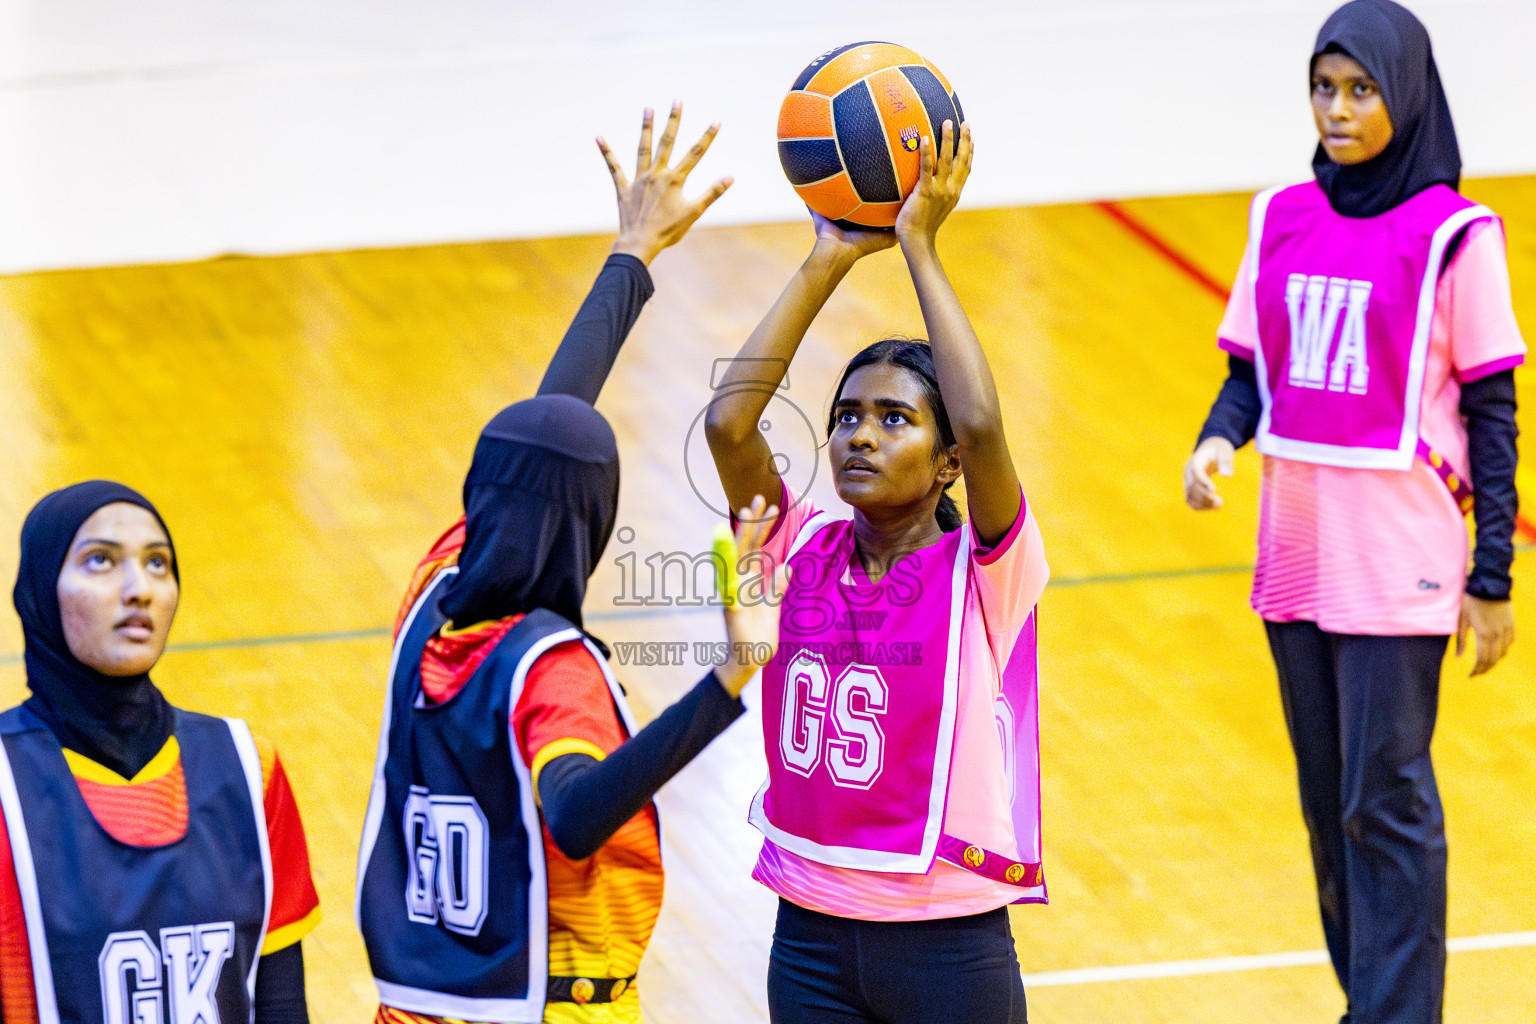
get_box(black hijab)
[439,395,620,630]
[13,481,177,779]
[1311,0,1461,218]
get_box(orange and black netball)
[777,42,964,230]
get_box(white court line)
[1021,932,1536,988]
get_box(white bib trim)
[1250,184,1496,469]
[359,568,642,1022]
[749,517,970,874]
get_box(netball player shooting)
[706,121,1049,1024]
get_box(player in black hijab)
[1310,0,1461,218]
[360,105,787,1024]
[7,481,314,1022]
[1185,5,1523,1022]
[13,480,176,779]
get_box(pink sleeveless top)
[750,485,1050,921]
[1219,183,1525,634]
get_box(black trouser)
[767,899,1026,1024]
[1265,621,1449,1024]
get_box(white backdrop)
[0,0,1532,272]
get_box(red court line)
[1096,198,1536,543]
[1094,199,1232,302]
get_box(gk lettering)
[99,923,234,1024]
[779,652,888,789]
[1284,273,1372,394]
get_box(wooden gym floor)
[0,178,1532,1021]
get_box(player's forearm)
[537,672,744,860]
[903,240,1005,449]
[707,245,854,442]
[536,254,654,405]
[1197,354,1262,450]
[1462,369,1519,600]
[903,239,1020,542]
[253,942,308,1024]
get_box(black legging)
[1266,621,1449,1024]
[767,899,1026,1024]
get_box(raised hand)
[895,120,973,248]
[599,102,733,266]
[810,209,898,265]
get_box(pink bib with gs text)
[749,515,967,874]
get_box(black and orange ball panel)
[777,42,964,230]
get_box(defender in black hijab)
[440,394,619,632]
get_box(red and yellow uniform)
[377,520,663,1024]
[0,732,320,1022]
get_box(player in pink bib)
[706,121,1047,1024]
[1183,4,1524,1022]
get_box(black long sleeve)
[1196,354,1262,449]
[253,942,308,1024]
[1461,369,1520,600]
[537,672,745,860]
[1195,355,1520,598]
[537,253,654,404]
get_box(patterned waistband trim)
[1417,439,1474,515]
[547,974,637,1004]
[937,833,1043,888]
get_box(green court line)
[0,626,393,667]
[1045,562,1255,588]
[168,627,393,652]
[2,546,1525,665]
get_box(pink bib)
[750,516,1045,898]
[750,515,968,873]
[992,611,1045,902]
[1250,181,1493,471]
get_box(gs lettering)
[778,652,888,789]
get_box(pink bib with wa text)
[1251,181,1493,470]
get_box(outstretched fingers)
[653,101,684,169]
[596,136,628,192]
[635,107,655,175]
[609,100,731,262]
[674,121,722,177]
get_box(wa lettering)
[779,652,888,789]
[99,923,234,1024]
[1283,273,1372,395]
[404,787,490,936]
